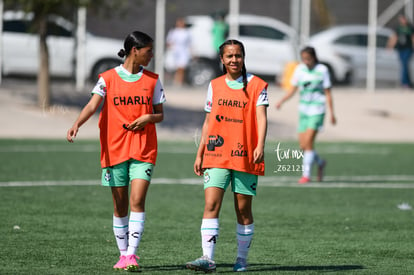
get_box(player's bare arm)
[67,94,103,142]
[253,105,267,163]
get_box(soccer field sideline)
[0,143,394,155]
[2,175,414,188]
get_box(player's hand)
[67,126,78,143]
[275,101,283,109]
[331,114,337,125]
[194,157,204,176]
[128,115,150,131]
[253,147,264,163]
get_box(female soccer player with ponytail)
[67,31,165,272]
[186,39,269,273]
[276,46,336,184]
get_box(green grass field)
[1,139,414,274]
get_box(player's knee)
[113,203,129,217]
[204,201,221,215]
[236,211,253,225]
[129,197,146,212]
[237,206,252,217]
[299,140,307,150]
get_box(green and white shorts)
[203,168,258,196]
[298,113,325,133]
[101,159,154,187]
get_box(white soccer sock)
[113,215,129,256]
[303,150,315,178]
[126,212,145,256]
[236,223,254,259]
[201,218,219,260]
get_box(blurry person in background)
[387,14,414,89]
[166,17,192,86]
[212,12,228,53]
[276,46,336,184]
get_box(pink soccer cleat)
[298,176,311,184]
[113,255,127,270]
[124,254,140,272]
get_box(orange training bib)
[202,75,268,175]
[98,68,159,168]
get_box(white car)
[309,25,404,84]
[1,10,123,81]
[183,14,298,86]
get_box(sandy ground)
[1,78,414,142]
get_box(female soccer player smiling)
[186,39,269,273]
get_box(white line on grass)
[318,146,391,155]
[0,144,392,155]
[1,175,414,188]
[0,180,98,187]
[0,145,99,152]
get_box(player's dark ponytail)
[118,49,127,58]
[219,39,248,92]
[118,31,153,58]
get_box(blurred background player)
[186,39,269,273]
[67,31,165,272]
[166,17,192,86]
[387,14,414,89]
[275,46,336,184]
[212,12,228,53]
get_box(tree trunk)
[37,16,50,110]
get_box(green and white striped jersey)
[291,63,331,116]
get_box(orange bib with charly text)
[202,75,268,175]
[98,68,158,168]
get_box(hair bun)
[117,49,126,58]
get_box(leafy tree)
[3,0,127,109]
